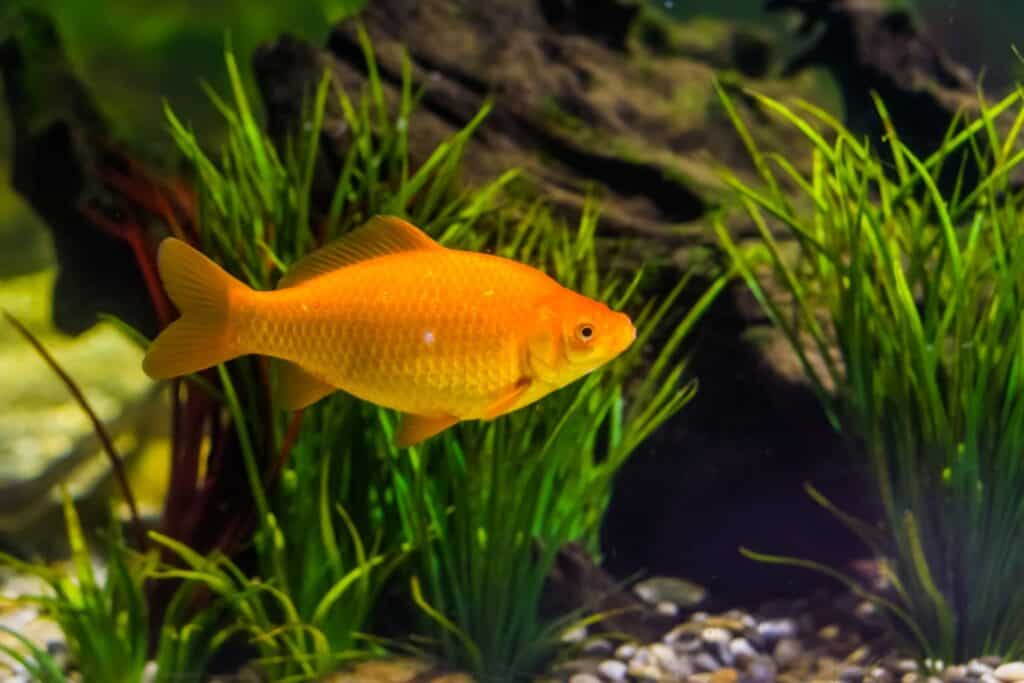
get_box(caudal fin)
[142,238,248,379]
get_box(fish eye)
[575,323,596,343]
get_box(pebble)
[702,627,731,644]
[942,665,967,681]
[994,663,1024,681]
[839,664,865,681]
[709,668,739,683]
[597,659,627,681]
[773,638,803,668]
[694,652,721,672]
[614,643,637,660]
[569,675,601,683]
[628,649,661,681]
[897,660,920,674]
[655,601,679,617]
[757,619,797,641]
[728,637,757,664]
[748,655,778,683]
[969,660,995,677]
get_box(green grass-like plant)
[155,21,723,680]
[386,201,723,680]
[714,81,1024,662]
[0,491,224,683]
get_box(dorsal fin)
[278,215,442,288]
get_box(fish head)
[527,291,636,387]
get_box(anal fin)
[277,361,338,410]
[481,378,532,420]
[396,413,459,448]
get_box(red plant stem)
[2,311,148,550]
[268,410,305,486]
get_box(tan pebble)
[709,668,739,683]
[319,658,436,683]
[901,674,920,683]
[995,663,1024,681]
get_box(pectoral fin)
[481,378,532,420]
[396,413,460,448]
[277,361,337,410]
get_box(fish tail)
[142,238,248,379]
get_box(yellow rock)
[710,668,739,683]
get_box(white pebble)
[969,660,995,676]
[614,642,637,659]
[598,659,628,681]
[702,626,731,643]
[757,618,797,641]
[729,637,757,662]
[995,662,1024,682]
[650,643,679,669]
[655,600,679,617]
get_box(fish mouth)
[617,314,637,351]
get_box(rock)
[633,576,708,608]
[597,659,627,681]
[747,655,778,683]
[318,659,469,683]
[569,674,601,683]
[614,643,637,660]
[656,601,680,617]
[694,652,721,672]
[758,619,797,642]
[702,626,731,644]
[840,665,865,682]
[728,637,757,664]
[896,661,920,674]
[773,638,802,669]
[942,665,967,681]
[868,666,893,683]
[0,269,169,553]
[968,661,995,677]
[994,663,1024,682]
[627,648,657,678]
[709,668,739,683]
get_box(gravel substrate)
[5,566,1024,683]
[548,587,1023,683]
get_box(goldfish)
[142,215,636,446]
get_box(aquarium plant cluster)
[716,84,1024,664]
[7,8,1024,683]
[0,25,719,683]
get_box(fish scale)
[236,251,530,418]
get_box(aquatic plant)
[715,82,1024,661]
[388,201,724,680]
[152,21,724,680]
[0,491,224,683]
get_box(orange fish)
[142,216,636,446]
